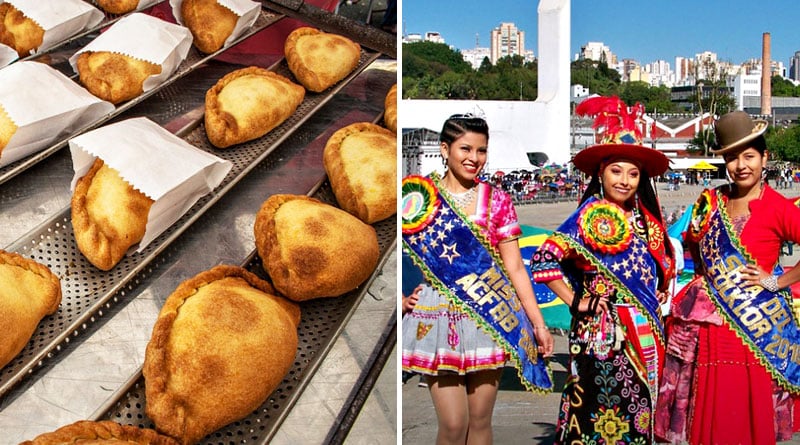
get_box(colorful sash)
[401,173,553,392]
[548,197,666,394]
[693,189,800,391]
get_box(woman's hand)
[402,285,422,315]
[534,326,554,358]
[573,295,610,315]
[656,290,669,304]
[740,264,770,288]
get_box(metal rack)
[0,4,397,442]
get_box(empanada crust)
[384,83,397,133]
[323,122,397,224]
[95,0,141,15]
[0,250,61,370]
[76,51,162,104]
[181,0,238,54]
[20,420,179,445]
[0,3,44,57]
[204,66,305,148]
[0,103,18,158]
[284,27,361,93]
[144,265,300,445]
[254,194,380,301]
[71,158,154,271]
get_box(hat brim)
[710,120,768,155]
[572,143,671,177]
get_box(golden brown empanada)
[384,83,397,133]
[323,122,397,224]
[95,0,140,15]
[71,158,154,271]
[254,194,379,301]
[181,0,238,54]
[144,265,300,445]
[0,2,44,57]
[0,103,17,158]
[76,51,162,104]
[20,420,179,445]
[284,26,360,93]
[0,250,61,370]
[204,66,305,148]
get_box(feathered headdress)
[572,96,669,176]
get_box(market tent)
[688,161,718,170]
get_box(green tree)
[771,75,800,97]
[767,124,800,162]
[402,41,472,79]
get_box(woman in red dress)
[655,111,800,444]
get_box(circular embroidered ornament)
[402,175,440,234]
[578,201,632,254]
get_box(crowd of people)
[400,98,800,445]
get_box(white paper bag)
[6,0,104,55]
[68,13,193,92]
[69,117,233,251]
[0,61,114,166]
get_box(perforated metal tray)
[0,50,382,399]
[0,8,284,185]
[90,184,397,445]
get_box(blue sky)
[401,0,798,67]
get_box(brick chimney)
[761,32,772,116]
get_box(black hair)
[721,135,767,161]
[440,114,490,145]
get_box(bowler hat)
[711,111,768,155]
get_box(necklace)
[444,186,476,209]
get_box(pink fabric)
[469,182,521,248]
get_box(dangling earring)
[726,170,734,193]
[599,179,604,199]
[442,157,448,168]
[762,167,767,188]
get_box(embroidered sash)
[548,197,666,394]
[401,173,553,392]
[695,189,800,391]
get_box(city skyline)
[402,0,799,69]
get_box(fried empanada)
[76,51,162,104]
[254,194,379,301]
[181,0,238,54]
[0,250,61,370]
[384,83,397,133]
[95,0,140,15]
[284,26,360,93]
[323,122,397,224]
[71,158,154,271]
[204,66,305,148]
[20,420,178,445]
[0,2,44,57]
[144,265,300,445]
[0,103,17,158]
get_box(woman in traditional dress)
[401,113,554,445]
[530,96,675,444]
[655,111,800,444]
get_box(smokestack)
[762,32,772,116]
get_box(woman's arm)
[497,239,554,357]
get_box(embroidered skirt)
[401,284,508,375]
[555,310,654,445]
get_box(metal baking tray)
[89,183,397,445]
[0,50,382,399]
[0,8,284,186]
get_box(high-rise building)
[580,42,615,65]
[791,51,800,81]
[490,22,525,64]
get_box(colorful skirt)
[401,284,507,375]
[555,310,654,444]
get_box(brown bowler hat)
[711,111,768,155]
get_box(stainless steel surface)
[0,14,397,439]
[0,9,284,185]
